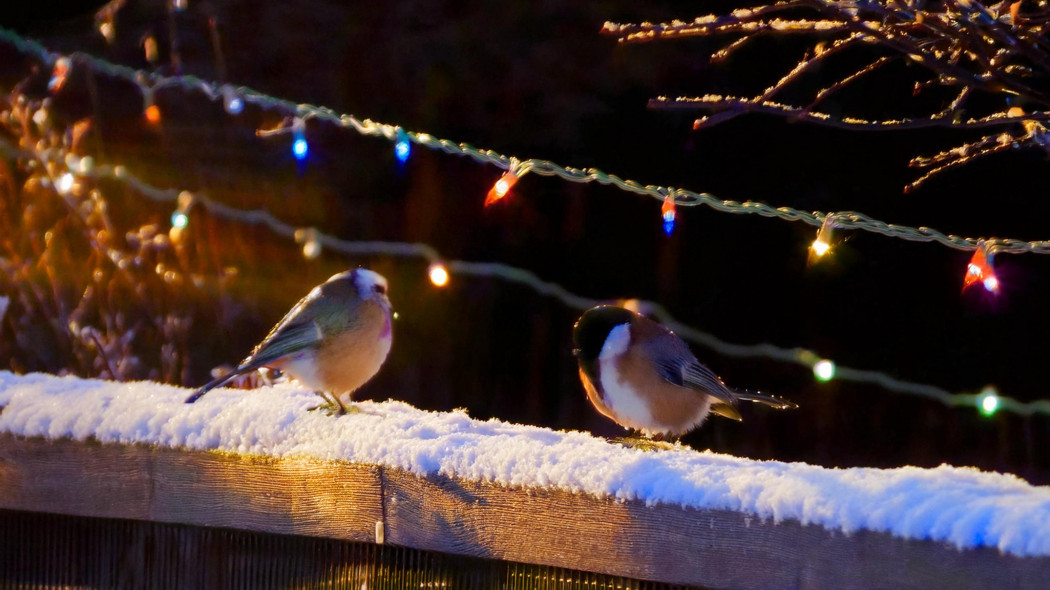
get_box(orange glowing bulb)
[145,104,161,125]
[428,263,449,287]
[963,243,999,293]
[484,171,519,206]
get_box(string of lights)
[2,132,1045,418]
[3,27,1050,259]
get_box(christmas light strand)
[2,27,1050,256]
[3,135,1046,418]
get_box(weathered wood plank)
[1,433,1048,590]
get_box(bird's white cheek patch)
[599,323,631,360]
[598,358,654,431]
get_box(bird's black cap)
[572,305,635,362]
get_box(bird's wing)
[245,317,324,368]
[185,296,325,404]
[652,355,738,407]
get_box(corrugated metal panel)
[0,510,700,590]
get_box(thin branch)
[657,95,1050,131]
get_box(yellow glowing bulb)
[428,264,449,287]
[98,21,115,43]
[810,238,830,257]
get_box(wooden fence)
[1,433,1048,589]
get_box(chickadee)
[573,305,795,440]
[185,268,393,415]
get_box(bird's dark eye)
[373,284,386,295]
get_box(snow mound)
[1,371,1048,557]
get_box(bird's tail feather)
[184,370,242,403]
[733,390,798,410]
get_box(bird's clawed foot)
[306,392,358,416]
[608,432,680,452]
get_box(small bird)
[572,305,796,440]
[185,268,393,415]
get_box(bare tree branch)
[605,0,1050,190]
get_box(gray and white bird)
[573,305,795,440]
[185,268,393,414]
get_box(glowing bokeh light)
[56,173,74,194]
[661,197,676,236]
[813,359,836,382]
[484,171,519,206]
[171,211,189,229]
[963,243,999,293]
[145,104,162,125]
[292,135,309,160]
[225,95,243,115]
[395,130,411,164]
[428,263,449,287]
[810,238,831,258]
[978,387,1000,417]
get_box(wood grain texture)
[1,433,1048,589]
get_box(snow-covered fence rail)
[1,371,1049,589]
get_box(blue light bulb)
[292,135,308,160]
[395,139,410,163]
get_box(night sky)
[4,0,1049,483]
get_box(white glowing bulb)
[983,276,999,292]
[302,238,321,260]
[171,211,189,229]
[56,173,74,194]
[978,387,1000,416]
[813,359,836,382]
[494,179,510,197]
[428,264,449,287]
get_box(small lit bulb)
[813,359,836,382]
[56,173,74,195]
[661,196,676,236]
[171,211,189,229]
[808,215,836,264]
[98,21,115,43]
[394,129,411,164]
[48,57,70,93]
[292,137,308,160]
[145,104,162,125]
[484,171,519,206]
[428,263,449,287]
[292,121,308,161]
[170,0,187,11]
[978,386,1000,417]
[172,191,194,229]
[810,238,830,257]
[143,35,159,63]
[223,86,243,115]
[302,237,321,259]
[962,241,999,293]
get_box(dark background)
[3,0,1049,483]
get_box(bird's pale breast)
[609,345,713,436]
[316,300,392,397]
